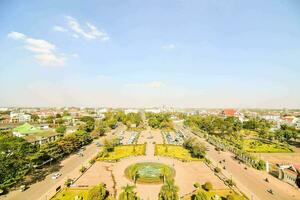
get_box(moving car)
[51,172,62,180]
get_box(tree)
[80,166,87,173]
[193,182,201,188]
[160,167,170,183]
[183,137,206,158]
[31,114,39,122]
[55,125,66,134]
[147,113,174,130]
[132,170,139,184]
[202,182,212,191]
[158,179,179,200]
[80,116,95,132]
[46,116,55,124]
[87,183,109,200]
[40,141,64,160]
[118,184,139,200]
[0,135,37,189]
[191,191,208,200]
[64,178,73,187]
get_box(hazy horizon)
[1,0,300,108]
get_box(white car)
[51,172,62,180]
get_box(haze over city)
[1,1,300,200]
[1,0,300,108]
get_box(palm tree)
[118,184,140,200]
[132,170,140,184]
[160,167,168,183]
[158,179,179,200]
[87,183,108,200]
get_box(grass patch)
[183,188,246,200]
[97,144,146,161]
[155,144,202,161]
[243,139,292,153]
[125,162,175,184]
[51,188,89,200]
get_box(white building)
[10,112,31,123]
[145,108,161,113]
[124,109,139,114]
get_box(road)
[1,126,125,200]
[177,124,300,200]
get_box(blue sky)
[0,0,300,108]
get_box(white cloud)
[53,26,68,32]
[8,31,66,66]
[65,16,109,41]
[162,44,176,50]
[7,32,26,40]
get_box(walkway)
[179,125,300,200]
[75,129,227,200]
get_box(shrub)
[226,194,237,200]
[214,167,221,173]
[193,182,201,188]
[89,159,96,165]
[191,191,208,200]
[87,183,108,200]
[226,179,236,187]
[80,166,87,173]
[64,178,73,187]
[204,158,211,164]
[202,182,213,191]
[256,160,266,170]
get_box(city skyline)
[1,0,300,108]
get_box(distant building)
[221,109,245,122]
[262,115,281,122]
[281,116,299,125]
[145,108,161,113]
[12,123,61,145]
[222,109,237,117]
[278,164,300,188]
[124,109,139,114]
[0,115,10,124]
[296,122,300,130]
[10,112,31,123]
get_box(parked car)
[52,172,62,180]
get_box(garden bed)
[243,139,292,153]
[51,188,89,200]
[183,188,246,200]
[155,144,202,161]
[97,144,146,161]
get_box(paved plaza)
[74,129,227,200]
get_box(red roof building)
[222,109,237,117]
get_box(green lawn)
[155,144,201,161]
[183,188,246,200]
[98,144,146,161]
[51,188,89,200]
[243,139,292,153]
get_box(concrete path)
[75,129,227,200]
[1,126,125,200]
[179,125,300,200]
